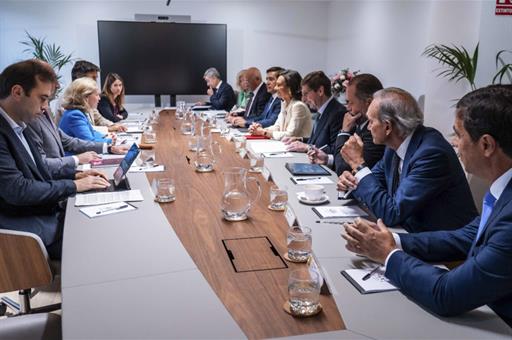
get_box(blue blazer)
[245,96,281,128]
[386,178,512,326]
[0,114,76,248]
[209,81,236,111]
[353,125,477,232]
[307,98,346,155]
[59,109,112,145]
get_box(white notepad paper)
[75,190,144,206]
[341,268,398,294]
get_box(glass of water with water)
[153,178,176,203]
[287,226,312,263]
[288,269,321,316]
[269,185,288,210]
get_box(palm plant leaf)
[423,43,478,90]
[492,50,512,84]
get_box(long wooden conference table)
[62,108,512,339]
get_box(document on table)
[262,152,294,158]
[312,205,368,219]
[75,190,144,206]
[290,176,334,185]
[126,126,144,133]
[341,268,398,294]
[246,140,287,154]
[79,201,136,218]
[129,165,165,172]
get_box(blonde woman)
[98,73,128,122]
[59,78,112,144]
[249,70,312,140]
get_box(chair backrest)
[0,229,52,293]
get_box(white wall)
[0,0,330,105]
[0,0,510,130]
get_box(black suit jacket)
[334,120,385,175]
[244,84,271,119]
[307,98,346,154]
[209,81,236,111]
[0,114,76,246]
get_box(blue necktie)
[475,191,497,241]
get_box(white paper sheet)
[75,190,144,206]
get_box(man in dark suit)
[229,67,271,127]
[308,74,385,175]
[0,59,110,259]
[285,71,346,153]
[343,85,512,326]
[26,107,128,179]
[203,67,236,111]
[338,87,477,232]
[232,66,283,128]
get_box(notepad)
[75,190,144,206]
[291,176,334,185]
[341,268,398,294]
[79,201,136,218]
[312,205,368,219]
[246,140,287,154]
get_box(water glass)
[234,136,246,152]
[249,153,264,173]
[153,178,176,203]
[287,226,312,262]
[288,269,321,316]
[269,185,288,210]
[140,150,155,167]
[143,130,157,144]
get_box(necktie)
[475,191,497,241]
[311,112,321,138]
[244,92,255,118]
[391,152,400,195]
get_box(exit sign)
[496,0,512,15]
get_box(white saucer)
[296,192,329,205]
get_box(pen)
[342,189,353,199]
[318,144,328,151]
[362,266,381,281]
[96,204,129,215]
[295,177,322,181]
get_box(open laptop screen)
[113,143,140,186]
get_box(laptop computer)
[90,143,140,192]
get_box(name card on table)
[261,166,272,181]
[284,204,297,227]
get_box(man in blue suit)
[338,87,477,232]
[203,67,236,111]
[343,85,512,326]
[307,73,385,175]
[285,71,346,153]
[232,66,283,128]
[0,59,110,259]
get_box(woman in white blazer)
[249,70,312,140]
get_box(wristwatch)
[352,162,367,174]
[107,145,113,154]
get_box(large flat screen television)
[97,21,227,96]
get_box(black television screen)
[97,21,227,95]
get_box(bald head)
[245,67,262,91]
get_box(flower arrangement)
[331,68,359,96]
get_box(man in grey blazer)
[26,108,128,178]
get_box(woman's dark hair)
[102,73,125,109]
[456,85,512,158]
[280,69,303,101]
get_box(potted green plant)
[20,31,73,96]
[493,50,512,84]
[422,43,479,90]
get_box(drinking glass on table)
[287,226,312,263]
[269,185,288,210]
[249,152,264,173]
[140,149,155,167]
[288,269,321,316]
[153,178,176,203]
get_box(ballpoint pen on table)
[362,265,381,281]
[342,189,354,199]
[95,204,129,215]
[295,177,322,181]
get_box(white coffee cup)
[303,184,325,201]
